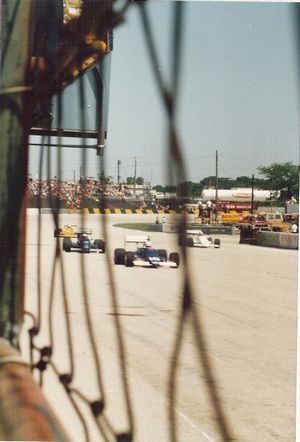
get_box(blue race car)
[62,231,105,253]
[114,235,179,268]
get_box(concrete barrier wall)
[256,231,298,249]
[27,209,40,215]
[278,233,298,249]
[162,223,236,235]
[163,223,179,233]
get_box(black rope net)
[2,0,234,441]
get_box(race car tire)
[63,238,72,252]
[158,249,167,260]
[125,251,134,267]
[178,235,184,247]
[169,252,180,268]
[214,238,221,247]
[100,240,106,253]
[186,237,194,247]
[95,239,106,253]
[208,236,212,242]
[114,248,125,265]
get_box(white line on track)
[126,372,216,441]
[162,398,216,442]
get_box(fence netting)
[1,1,233,441]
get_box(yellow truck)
[258,212,289,232]
[220,211,248,225]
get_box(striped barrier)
[68,208,181,215]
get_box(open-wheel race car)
[54,224,85,238]
[114,235,179,268]
[54,225,106,253]
[180,230,221,248]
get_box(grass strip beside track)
[113,223,162,232]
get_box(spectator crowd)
[28,176,130,209]
[27,176,178,211]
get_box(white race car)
[114,235,179,268]
[182,230,221,248]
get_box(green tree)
[235,176,253,187]
[152,185,177,193]
[98,173,112,184]
[136,176,144,185]
[200,176,235,189]
[152,184,164,193]
[257,162,299,201]
[126,176,144,185]
[200,175,267,190]
[179,181,203,198]
[164,185,177,194]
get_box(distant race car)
[180,230,221,248]
[114,235,179,268]
[54,225,105,253]
[54,224,86,238]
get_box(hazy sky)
[29,1,300,185]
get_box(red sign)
[219,202,256,210]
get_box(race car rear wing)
[54,225,93,238]
[186,229,204,235]
[74,227,93,235]
[124,235,150,246]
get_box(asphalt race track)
[21,212,298,442]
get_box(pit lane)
[22,212,298,442]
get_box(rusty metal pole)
[0,338,70,441]
[251,174,255,214]
[215,150,219,224]
[0,0,33,345]
[0,2,70,440]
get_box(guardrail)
[256,231,298,249]
[163,223,237,235]
[190,224,237,235]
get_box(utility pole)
[134,156,137,197]
[117,160,121,186]
[251,174,255,214]
[215,150,219,223]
